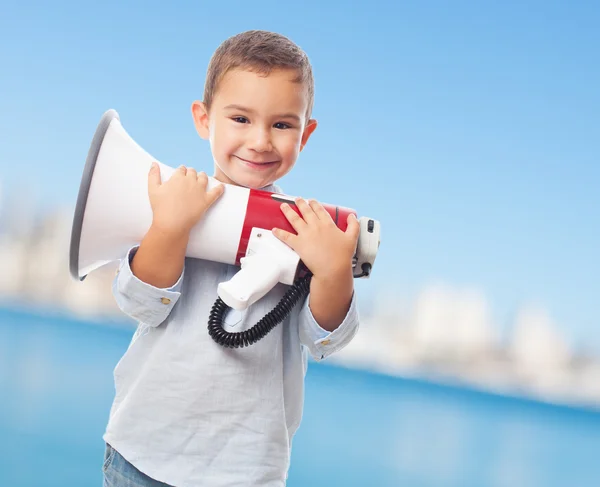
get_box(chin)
[224,172,273,190]
[243,177,275,190]
[235,169,278,189]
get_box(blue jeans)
[103,443,174,487]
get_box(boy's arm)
[112,224,190,328]
[297,268,360,361]
[130,224,190,288]
[112,244,185,328]
[306,268,354,332]
[112,163,223,327]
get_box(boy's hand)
[148,162,224,236]
[273,198,360,281]
[274,198,360,331]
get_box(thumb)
[345,213,361,242]
[148,162,161,194]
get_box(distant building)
[0,202,120,319]
[0,194,599,408]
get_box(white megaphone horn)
[69,110,380,347]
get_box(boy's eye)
[274,122,291,130]
[232,116,249,124]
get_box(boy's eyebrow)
[223,104,301,122]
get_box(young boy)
[102,30,361,487]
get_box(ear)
[191,100,210,140]
[299,118,318,152]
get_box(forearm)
[308,267,354,332]
[131,223,190,288]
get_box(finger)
[177,165,187,176]
[308,199,333,223]
[345,213,361,242]
[196,171,209,187]
[148,162,161,194]
[272,228,298,249]
[205,183,225,207]
[186,166,197,179]
[295,198,318,224]
[280,203,307,232]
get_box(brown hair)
[203,30,314,120]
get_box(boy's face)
[192,68,317,189]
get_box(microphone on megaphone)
[70,109,380,348]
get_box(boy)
[102,30,361,487]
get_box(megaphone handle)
[217,255,283,310]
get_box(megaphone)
[70,109,380,347]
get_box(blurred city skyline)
[1,194,600,410]
[1,1,598,355]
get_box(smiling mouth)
[234,155,280,167]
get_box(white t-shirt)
[103,193,360,486]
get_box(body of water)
[1,307,599,486]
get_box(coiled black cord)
[208,274,312,348]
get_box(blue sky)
[0,1,598,350]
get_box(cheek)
[211,126,238,156]
[280,134,302,158]
[208,118,218,145]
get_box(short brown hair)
[203,30,315,120]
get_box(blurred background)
[1,1,599,486]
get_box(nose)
[248,126,273,153]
